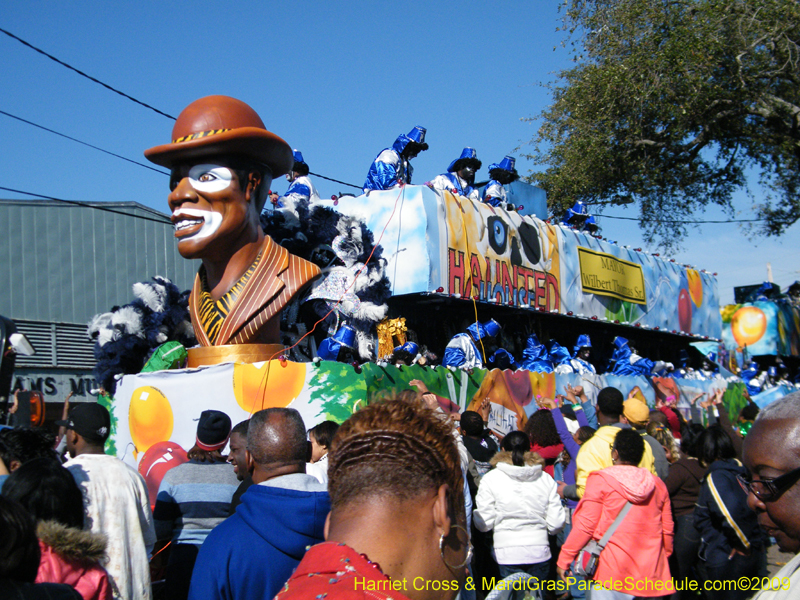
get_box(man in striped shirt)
[154,410,239,600]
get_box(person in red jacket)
[558,428,673,599]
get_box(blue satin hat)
[547,340,572,365]
[393,341,419,355]
[488,156,516,173]
[317,324,356,361]
[613,336,629,350]
[466,321,486,341]
[448,147,481,172]
[573,334,592,354]
[292,149,306,166]
[568,201,589,217]
[407,126,426,145]
[482,318,501,338]
[465,318,501,341]
[393,126,428,155]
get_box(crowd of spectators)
[1,387,799,600]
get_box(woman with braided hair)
[275,391,471,600]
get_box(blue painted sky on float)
[2,0,797,304]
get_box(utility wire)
[597,213,767,224]
[0,27,176,120]
[0,186,172,225]
[1,29,368,190]
[0,110,169,176]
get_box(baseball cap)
[55,403,111,443]
[623,398,650,428]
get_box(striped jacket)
[189,235,321,346]
[153,460,239,546]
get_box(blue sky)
[2,1,798,304]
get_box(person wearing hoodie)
[274,393,470,600]
[557,428,673,599]
[693,426,767,600]
[2,458,112,600]
[563,387,656,500]
[188,408,330,600]
[473,430,565,598]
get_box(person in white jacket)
[473,430,565,597]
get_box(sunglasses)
[737,465,800,502]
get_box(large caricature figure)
[145,96,321,361]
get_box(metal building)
[0,199,197,403]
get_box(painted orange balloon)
[232,360,307,413]
[731,306,767,347]
[687,269,703,307]
[129,386,174,454]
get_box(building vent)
[11,320,96,369]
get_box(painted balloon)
[138,440,188,510]
[678,289,692,332]
[232,359,306,413]
[731,306,767,347]
[129,386,174,454]
[687,269,703,307]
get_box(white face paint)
[172,207,223,240]
[188,164,234,193]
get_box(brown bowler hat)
[144,95,293,177]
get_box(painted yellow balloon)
[731,306,767,347]
[129,386,173,454]
[687,269,703,307]
[233,360,306,413]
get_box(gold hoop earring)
[439,524,473,570]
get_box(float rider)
[363,126,428,192]
[430,147,482,202]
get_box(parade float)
[719,289,800,407]
[104,185,737,469]
[86,95,747,481]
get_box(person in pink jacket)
[557,428,674,600]
[2,458,112,600]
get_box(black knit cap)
[195,410,232,451]
[55,403,111,443]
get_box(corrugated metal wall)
[0,199,198,325]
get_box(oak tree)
[528,0,800,249]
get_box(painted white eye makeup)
[188,164,234,193]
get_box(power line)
[0,110,169,176]
[0,186,172,225]
[0,27,176,120]
[1,28,368,191]
[597,213,767,224]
